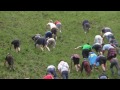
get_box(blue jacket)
[88,52,99,66]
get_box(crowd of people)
[4,19,120,79]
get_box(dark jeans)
[61,71,68,79]
[47,68,57,78]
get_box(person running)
[82,20,90,33]
[71,54,81,72]
[58,60,70,79]
[81,60,91,75]
[47,65,58,79]
[75,43,92,59]
[11,39,20,52]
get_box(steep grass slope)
[0,11,120,79]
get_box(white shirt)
[103,32,113,38]
[102,44,114,51]
[58,61,69,73]
[94,35,103,45]
[47,65,56,70]
[47,22,56,29]
[47,38,56,47]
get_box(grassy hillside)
[0,11,120,79]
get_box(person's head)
[99,73,108,79]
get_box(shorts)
[99,56,107,65]
[72,58,80,65]
[82,49,90,58]
[107,48,117,60]
[92,44,102,52]
[14,44,20,49]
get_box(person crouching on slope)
[4,53,14,71]
[58,60,70,79]
[35,37,50,51]
[47,65,58,79]
[71,54,81,72]
[81,59,91,75]
[75,43,92,60]
[11,39,20,53]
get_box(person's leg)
[40,45,44,51]
[90,65,93,70]
[45,45,50,51]
[74,58,80,71]
[56,24,62,33]
[61,71,67,79]
[14,46,18,52]
[53,40,56,48]
[110,62,115,75]
[48,68,57,78]
[83,49,89,59]
[66,71,69,79]
[114,61,120,75]
[82,50,86,59]
[17,47,20,52]
[77,64,81,71]
[75,65,79,72]
[101,64,106,72]
[85,23,90,33]
[53,70,57,79]
[4,60,7,67]
[83,25,86,33]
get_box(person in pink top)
[43,72,54,79]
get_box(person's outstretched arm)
[75,46,82,49]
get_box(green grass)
[0,11,120,79]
